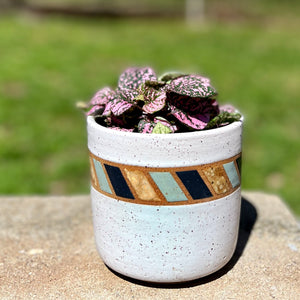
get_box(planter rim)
[87,114,243,139]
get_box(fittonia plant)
[80,67,241,133]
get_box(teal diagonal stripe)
[149,172,187,202]
[223,161,240,188]
[93,159,112,194]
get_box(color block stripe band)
[89,152,242,206]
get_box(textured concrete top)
[1,192,299,299]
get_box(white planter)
[87,115,243,283]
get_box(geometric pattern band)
[89,152,242,206]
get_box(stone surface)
[0,192,299,299]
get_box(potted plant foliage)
[80,67,243,283]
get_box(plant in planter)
[82,67,243,283]
[80,67,241,134]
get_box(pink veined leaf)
[90,87,115,105]
[169,104,208,130]
[137,116,177,133]
[118,67,157,90]
[110,98,133,116]
[137,118,156,133]
[101,93,134,117]
[86,105,104,116]
[168,75,217,98]
[117,88,139,103]
[102,101,113,116]
[142,88,167,114]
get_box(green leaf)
[144,80,166,88]
[205,112,241,129]
[152,122,173,134]
[158,72,186,83]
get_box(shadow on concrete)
[107,196,258,288]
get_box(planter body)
[87,116,243,283]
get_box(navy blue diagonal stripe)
[104,164,134,199]
[236,156,242,176]
[176,170,212,200]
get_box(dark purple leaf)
[192,113,211,124]
[169,104,208,130]
[110,114,127,127]
[166,92,219,116]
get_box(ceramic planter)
[87,115,243,283]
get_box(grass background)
[0,2,299,214]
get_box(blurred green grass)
[0,12,299,214]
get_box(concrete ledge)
[0,192,299,299]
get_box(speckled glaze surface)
[87,116,243,283]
